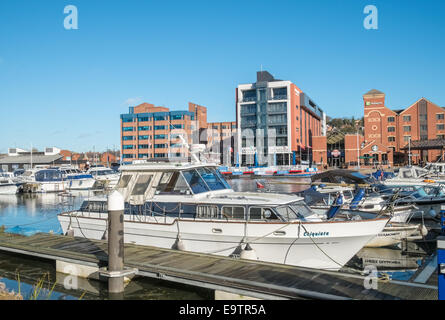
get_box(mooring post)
[107,190,125,294]
[438,210,445,300]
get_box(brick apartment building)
[120,102,236,164]
[313,89,445,168]
[236,71,326,166]
[206,121,237,165]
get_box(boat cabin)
[392,166,429,179]
[78,162,320,223]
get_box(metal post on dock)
[437,210,445,300]
[107,190,125,293]
[438,236,445,300]
[99,190,137,298]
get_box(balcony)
[270,94,287,101]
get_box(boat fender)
[175,237,186,251]
[420,225,428,237]
[101,229,108,241]
[350,188,365,210]
[428,207,437,218]
[326,193,344,220]
[240,243,258,260]
[65,228,74,237]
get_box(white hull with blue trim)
[58,161,389,271]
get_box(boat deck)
[0,231,438,300]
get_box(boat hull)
[58,212,388,271]
[65,178,97,190]
[364,224,421,248]
[0,184,19,195]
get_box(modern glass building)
[236,71,326,166]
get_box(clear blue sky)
[0,0,444,153]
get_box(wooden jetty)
[0,231,438,300]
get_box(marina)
[1,0,444,304]
[0,169,442,300]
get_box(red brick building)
[313,89,445,168]
[120,102,235,164]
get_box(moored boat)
[58,160,389,271]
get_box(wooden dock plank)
[0,232,438,300]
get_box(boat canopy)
[393,166,429,179]
[35,169,62,182]
[117,165,233,204]
[311,170,370,185]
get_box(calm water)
[0,177,437,299]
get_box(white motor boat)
[57,166,97,190]
[381,166,444,187]
[0,172,23,195]
[20,168,66,193]
[58,161,389,271]
[87,167,120,189]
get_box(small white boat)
[58,166,97,190]
[20,168,65,193]
[0,172,22,195]
[364,223,425,248]
[58,161,389,271]
[87,167,120,189]
[381,166,444,187]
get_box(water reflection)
[0,193,97,236]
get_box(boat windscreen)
[182,168,230,194]
[156,171,191,195]
[196,167,230,191]
[131,175,152,196]
[35,170,62,182]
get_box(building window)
[241,104,256,115]
[267,102,287,113]
[139,135,150,140]
[438,135,445,139]
[154,153,166,158]
[438,124,445,131]
[154,134,167,140]
[123,145,134,150]
[123,154,135,159]
[170,115,183,120]
[420,115,427,121]
[154,144,167,148]
[138,126,151,131]
[267,114,287,124]
[388,136,395,142]
[276,137,287,146]
[388,126,395,132]
[154,125,166,130]
[122,118,134,123]
[420,135,428,140]
[420,125,428,131]
[403,126,411,132]
[404,136,411,142]
[123,136,134,141]
[138,117,150,122]
[122,127,134,132]
[387,116,395,122]
[138,144,149,149]
[403,115,411,122]
[154,115,167,121]
[138,154,149,158]
[437,114,444,120]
